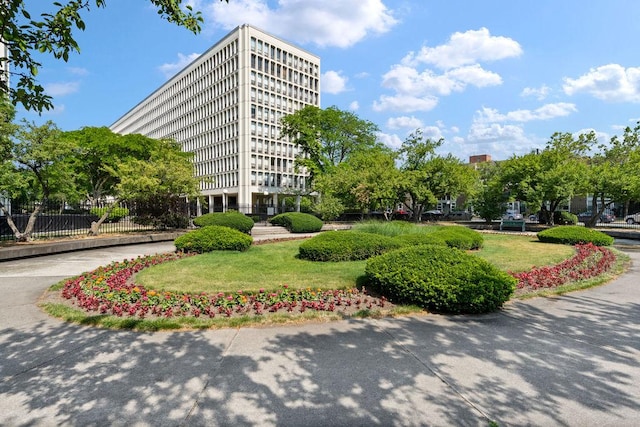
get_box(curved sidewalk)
[0,242,639,426]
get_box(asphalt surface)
[0,238,639,426]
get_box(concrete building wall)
[110,24,320,215]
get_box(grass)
[135,239,367,293]
[474,233,575,272]
[42,230,628,331]
[136,233,575,294]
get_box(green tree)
[61,127,163,202]
[318,146,401,219]
[0,0,227,112]
[472,161,508,223]
[500,132,591,225]
[280,105,380,182]
[397,129,477,222]
[0,120,78,241]
[89,138,201,234]
[582,123,640,226]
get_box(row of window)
[250,55,318,89]
[250,171,306,190]
[250,37,318,76]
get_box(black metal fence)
[1,200,191,241]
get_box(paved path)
[0,242,639,426]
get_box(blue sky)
[17,0,640,161]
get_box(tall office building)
[110,24,321,215]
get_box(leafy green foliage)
[193,211,254,234]
[89,206,129,223]
[174,226,253,253]
[537,226,614,246]
[393,233,448,247]
[365,245,516,314]
[279,105,380,181]
[554,211,577,225]
[298,231,403,262]
[269,212,323,233]
[398,129,478,222]
[430,226,484,250]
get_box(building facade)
[110,24,321,215]
[0,39,8,93]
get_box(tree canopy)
[0,0,227,112]
[280,105,380,181]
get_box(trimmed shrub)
[393,233,448,247]
[175,225,253,253]
[269,212,323,233]
[554,211,578,225]
[90,206,129,223]
[193,211,254,234]
[537,225,613,246]
[298,231,403,261]
[351,220,427,237]
[430,226,484,250]
[365,245,516,314]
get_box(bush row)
[537,225,613,246]
[269,212,323,233]
[174,225,253,253]
[298,231,404,262]
[193,211,254,234]
[365,245,516,314]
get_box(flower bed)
[60,253,387,319]
[511,243,616,290]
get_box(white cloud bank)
[373,28,522,113]
[563,63,640,102]
[158,53,201,79]
[196,0,398,48]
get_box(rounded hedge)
[365,245,516,314]
[537,225,614,246]
[393,233,448,247]
[193,211,254,234]
[269,212,323,233]
[430,226,484,250]
[298,231,403,262]
[175,225,253,253]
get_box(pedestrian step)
[251,225,290,236]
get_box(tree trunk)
[0,203,26,241]
[88,201,119,236]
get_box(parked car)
[624,212,640,224]
[577,211,615,223]
[422,209,443,221]
[502,210,523,220]
[444,211,473,221]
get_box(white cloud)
[563,64,640,102]
[372,94,438,113]
[401,27,522,70]
[349,101,360,111]
[67,67,89,76]
[376,132,403,150]
[474,103,577,123]
[521,84,550,100]
[374,28,518,113]
[386,116,424,130]
[44,82,80,97]
[321,70,348,94]
[158,53,200,79]
[199,0,398,48]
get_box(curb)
[0,232,184,262]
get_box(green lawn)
[135,234,576,294]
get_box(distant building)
[110,24,321,215]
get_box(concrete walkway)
[0,240,639,426]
